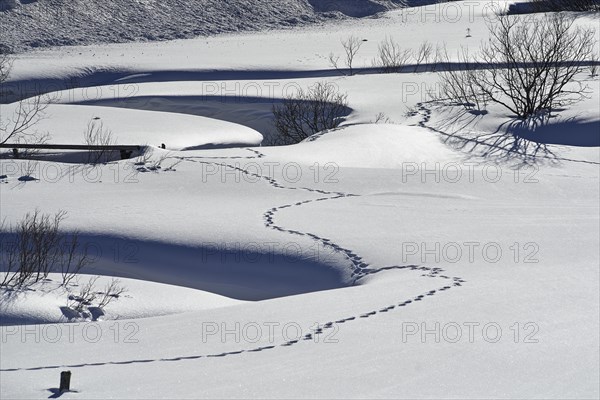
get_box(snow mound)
[264,123,463,168]
[0,274,242,325]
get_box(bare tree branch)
[329,35,364,76]
[0,96,48,145]
[436,13,597,119]
[272,82,349,144]
[83,119,116,164]
[373,37,411,73]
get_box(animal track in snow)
[0,147,466,372]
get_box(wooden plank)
[0,144,141,151]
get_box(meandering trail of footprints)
[413,100,600,166]
[1,148,466,372]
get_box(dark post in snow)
[59,371,71,392]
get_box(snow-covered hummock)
[1,1,599,399]
[0,274,243,326]
[0,102,263,149]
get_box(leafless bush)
[67,276,99,312]
[61,234,92,287]
[589,52,599,77]
[262,132,290,146]
[373,112,392,124]
[272,82,349,144]
[373,37,411,73]
[436,46,488,111]
[431,43,446,72]
[0,210,92,288]
[1,210,64,287]
[134,146,154,165]
[413,41,434,72]
[0,218,15,286]
[329,35,364,76]
[479,14,596,118]
[436,14,597,119]
[96,278,127,309]
[0,51,48,146]
[84,119,116,164]
[0,96,48,145]
[149,151,172,171]
[133,147,175,172]
[21,159,39,179]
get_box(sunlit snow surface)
[1,1,599,398]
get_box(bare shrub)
[373,112,392,124]
[0,211,92,288]
[149,151,172,171]
[96,278,127,309]
[133,147,175,172]
[1,210,64,287]
[262,132,290,146]
[66,276,127,316]
[0,96,48,145]
[272,82,349,144]
[67,276,99,312]
[84,119,116,164]
[134,146,154,165]
[21,159,39,179]
[431,43,446,72]
[329,35,364,76]
[436,46,488,111]
[61,234,92,287]
[0,218,16,287]
[479,14,596,118]
[436,14,597,119]
[0,51,48,145]
[373,37,411,73]
[589,52,599,78]
[413,41,434,72]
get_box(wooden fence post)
[59,371,71,392]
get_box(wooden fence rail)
[0,144,142,159]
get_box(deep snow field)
[1,1,599,398]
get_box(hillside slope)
[0,0,413,51]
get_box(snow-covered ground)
[1,1,599,398]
